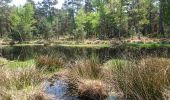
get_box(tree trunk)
[159,0,165,36]
[148,0,152,34]
[118,0,123,39]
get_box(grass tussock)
[69,60,103,79]
[111,57,170,100]
[77,79,108,100]
[35,55,64,71]
[0,67,43,90]
[67,60,109,100]
[0,66,45,100]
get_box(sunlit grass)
[7,59,35,69]
[127,42,170,48]
[58,44,110,48]
[104,59,129,69]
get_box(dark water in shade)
[44,80,117,100]
[1,45,170,62]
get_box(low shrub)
[9,41,15,46]
[35,55,64,71]
[43,42,51,46]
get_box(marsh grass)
[69,60,103,79]
[67,59,109,99]
[0,67,43,90]
[104,59,129,69]
[111,57,170,100]
[0,66,45,100]
[35,55,64,71]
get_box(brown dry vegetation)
[0,65,45,100]
[66,60,112,100]
[35,55,64,71]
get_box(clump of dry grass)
[0,67,43,90]
[112,57,170,100]
[68,60,103,79]
[35,55,64,71]
[0,66,45,100]
[77,79,108,100]
[67,60,109,100]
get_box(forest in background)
[0,0,170,42]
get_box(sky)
[10,0,64,9]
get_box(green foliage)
[164,0,170,25]
[0,0,170,41]
[74,9,87,40]
[38,18,53,39]
[9,3,36,42]
[0,0,11,37]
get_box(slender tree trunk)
[148,0,152,34]
[136,0,140,39]
[118,0,123,39]
[159,0,165,36]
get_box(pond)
[1,45,170,100]
[1,45,170,62]
[44,79,118,100]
